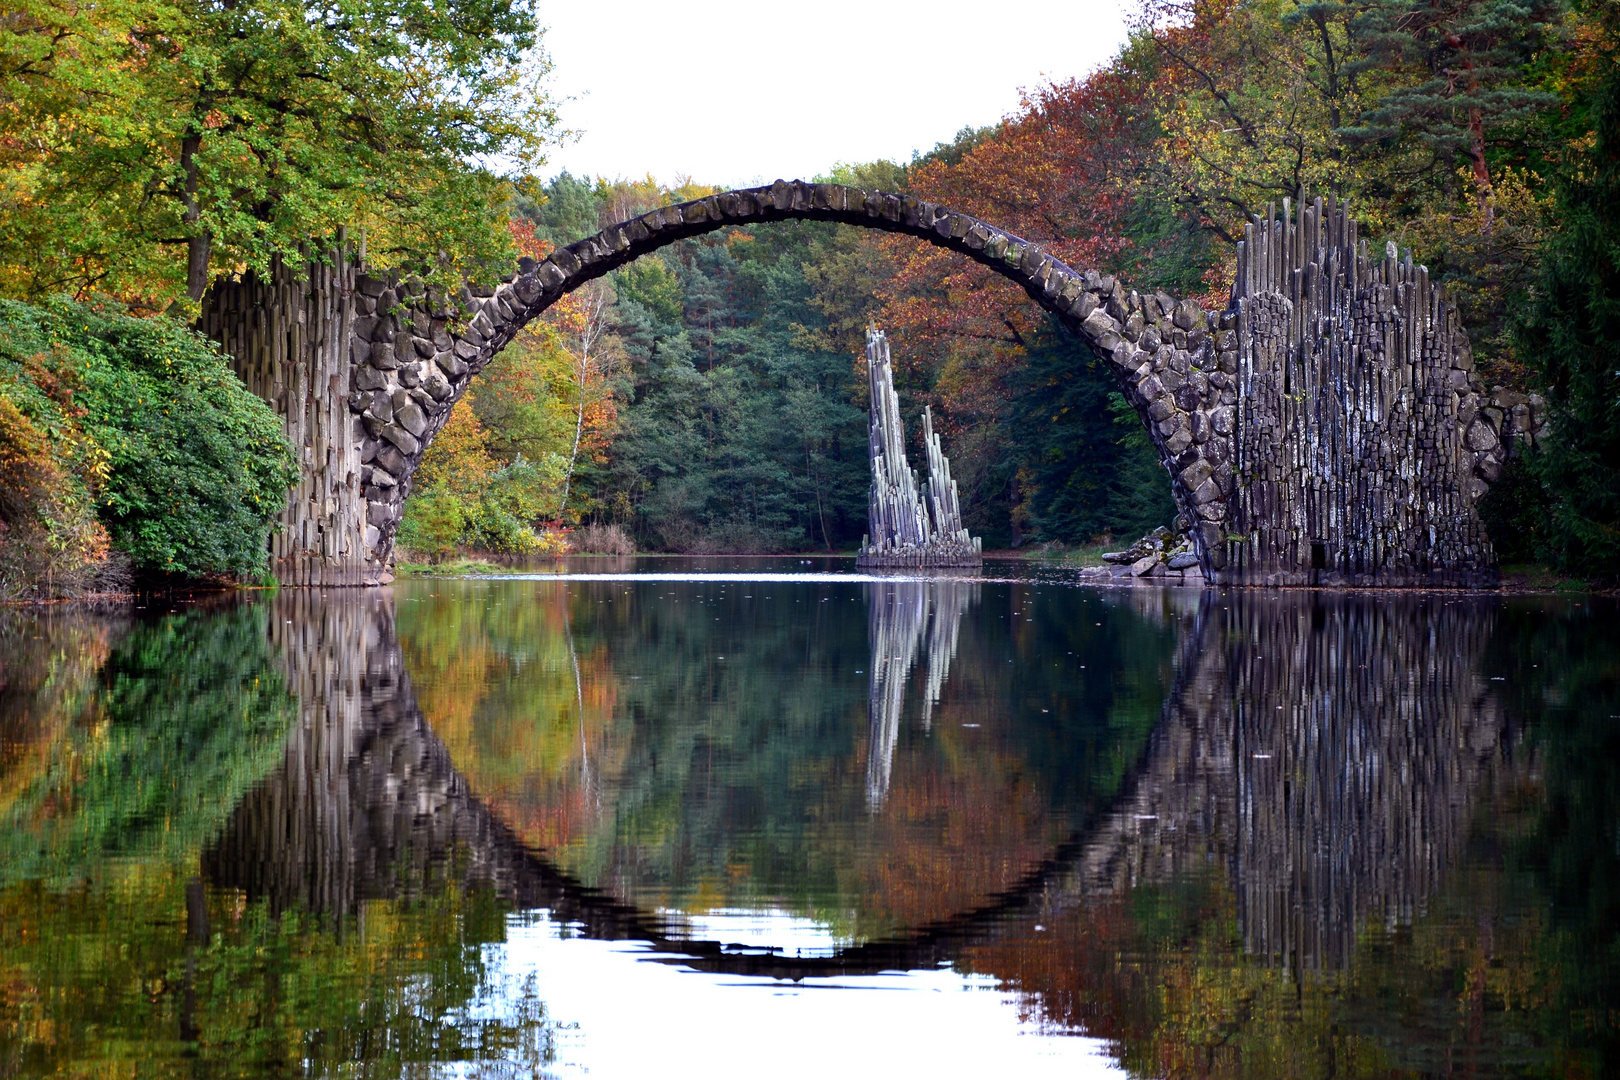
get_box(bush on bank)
[0,299,297,596]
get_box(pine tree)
[1344,0,1564,225]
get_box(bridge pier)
[200,183,1527,588]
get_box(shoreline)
[5,557,1608,606]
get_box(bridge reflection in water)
[205,582,1510,989]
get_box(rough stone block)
[396,401,427,437]
[438,349,469,378]
[1465,419,1499,452]
[353,365,389,392]
[422,367,451,401]
[381,423,420,456]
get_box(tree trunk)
[180,133,211,301]
[1470,108,1495,232]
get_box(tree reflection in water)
[2,579,1617,1078]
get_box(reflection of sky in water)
[467,908,1127,1080]
[660,907,846,955]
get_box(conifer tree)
[1344,0,1564,225]
[1518,41,1620,574]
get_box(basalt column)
[857,328,982,568]
[198,245,385,586]
[1216,197,1534,586]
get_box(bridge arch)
[202,181,1515,587]
[332,180,1227,579]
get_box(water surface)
[2,558,1617,1077]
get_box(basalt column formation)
[198,243,386,586]
[857,328,982,569]
[1217,197,1535,586]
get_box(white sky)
[535,1,1136,189]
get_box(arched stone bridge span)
[200,182,1529,588]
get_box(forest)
[2,0,1619,590]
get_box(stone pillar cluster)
[857,327,981,568]
[197,244,378,585]
[1220,196,1539,586]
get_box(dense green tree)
[0,0,559,304]
[521,169,605,249]
[1345,0,1566,222]
[1002,329,1179,547]
[1517,39,1620,576]
[587,225,870,552]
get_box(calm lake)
[3,558,1617,1078]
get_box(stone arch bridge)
[200,181,1533,588]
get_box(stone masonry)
[201,181,1530,587]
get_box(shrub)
[0,299,298,582]
[397,489,470,562]
[571,522,634,555]
[0,396,111,599]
